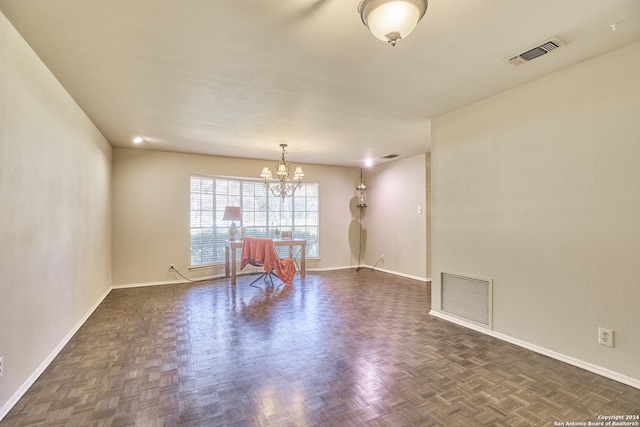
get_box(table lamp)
[223,206,242,240]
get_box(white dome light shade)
[367,2,420,41]
[358,0,428,46]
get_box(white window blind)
[190,175,319,267]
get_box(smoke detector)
[505,37,565,65]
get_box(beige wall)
[0,11,112,415]
[362,153,430,280]
[112,148,361,285]
[431,40,640,383]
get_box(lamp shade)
[260,167,272,180]
[359,0,428,45]
[222,206,242,222]
[276,163,288,176]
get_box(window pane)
[269,197,281,212]
[202,179,213,194]
[255,211,267,226]
[191,177,202,191]
[216,180,227,194]
[202,194,213,210]
[306,212,318,225]
[281,211,293,226]
[202,211,214,227]
[190,193,201,210]
[281,197,293,211]
[191,211,201,227]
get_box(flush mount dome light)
[358,0,428,46]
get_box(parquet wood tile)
[2,270,639,426]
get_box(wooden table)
[224,238,306,285]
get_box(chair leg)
[248,271,278,288]
[266,272,274,288]
[248,272,267,288]
[247,267,285,289]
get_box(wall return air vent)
[441,272,493,328]
[506,37,565,65]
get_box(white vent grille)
[441,272,492,328]
[505,37,565,65]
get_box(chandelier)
[260,144,304,201]
[358,0,428,46]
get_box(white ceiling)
[2,0,639,167]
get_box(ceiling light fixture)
[260,144,304,201]
[356,168,367,209]
[132,136,144,144]
[358,0,428,46]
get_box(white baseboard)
[359,264,430,283]
[111,275,224,289]
[308,265,354,271]
[0,286,113,421]
[429,310,640,390]
[312,264,430,283]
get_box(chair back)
[240,237,296,285]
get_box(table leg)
[301,244,306,278]
[225,246,230,278]
[231,247,237,285]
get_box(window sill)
[190,257,320,270]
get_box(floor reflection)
[240,281,293,322]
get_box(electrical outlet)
[0,355,4,377]
[598,327,613,347]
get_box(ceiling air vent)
[382,154,399,159]
[506,37,565,65]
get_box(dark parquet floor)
[2,269,639,426]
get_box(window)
[190,175,319,267]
